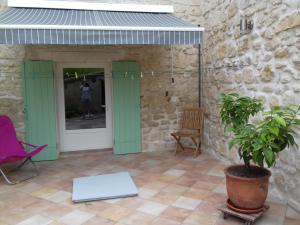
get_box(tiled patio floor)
[0,150,299,225]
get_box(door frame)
[55,62,113,152]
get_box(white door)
[56,62,113,152]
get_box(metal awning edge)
[0,24,205,32]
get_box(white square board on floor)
[72,171,138,203]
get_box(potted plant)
[218,93,300,213]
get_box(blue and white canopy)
[0,1,204,45]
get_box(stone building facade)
[0,0,201,151]
[200,0,300,212]
[0,0,299,212]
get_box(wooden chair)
[171,107,204,157]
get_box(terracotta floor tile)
[194,174,224,184]
[0,151,290,225]
[118,211,154,225]
[151,218,181,225]
[79,201,111,215]
[212,184,227,194]
[203,193,227,205]
[46,190,72,203]
[118,197,147,209]
[172,196,201,210]
[173,163,195,171]
[174,176,198,187]
[163,169,186,177]
[26,199,58,214]
[192,181,217,191]
[99,205,134,221]
[215,216,243,225]
[19,182,43,194]
[183,212,219,225]
[284,218,300,225]
[266,201,287,217]
[103,198,122,204]
[160,206,192,222]
[0,192,38,208]
[207,169,225,177]
[48,222,65,225]
[161,184,188,195]
[256,214,285,225]
[60,198,82,209]
[58,209,95,225]
[285,206,300,220]
[40,204,73,220]
[0,209,33,225]
[137,172,161,182]
[133,177,149,187]
[151,191,180,205]
[183,188,211,200]
[82,216,115,225]
[137,201,168,216]
[31,187,59,199]
[138,188,159,199]
[142,181,169,191]
[158,174,178,182]
[196,201,220,216]
[211,164,228,171]
[15,215,53,225]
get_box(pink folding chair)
[0,115,47,185]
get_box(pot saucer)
[226,199,265,214]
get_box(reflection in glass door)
[63,68,106,130]
[57,63,113,152]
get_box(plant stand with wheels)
[218,204,269,225]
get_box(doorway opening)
[57,63,113,152]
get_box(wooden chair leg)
[177,137,185,153]
[171,134,178,154]
[195,139,202,156]
[175,136,180,154]
[171,134,185,154]
[191,137,201,157]
[191,137,197,146]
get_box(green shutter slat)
[112,61,141,155]
[23,61,58,161]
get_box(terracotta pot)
[225,164,271,210]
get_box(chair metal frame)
[171,107,204,157]
[0,115,46,185]
[0,157,39,185]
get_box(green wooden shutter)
[112,61,141,155]
[23,61,58,161]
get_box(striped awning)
[0,8,203,45]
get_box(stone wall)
[200,0,300,211]
[136,45,199,151]
[0,0,25,136]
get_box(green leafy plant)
[218,93,300,168]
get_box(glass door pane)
[63,68,106,130]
